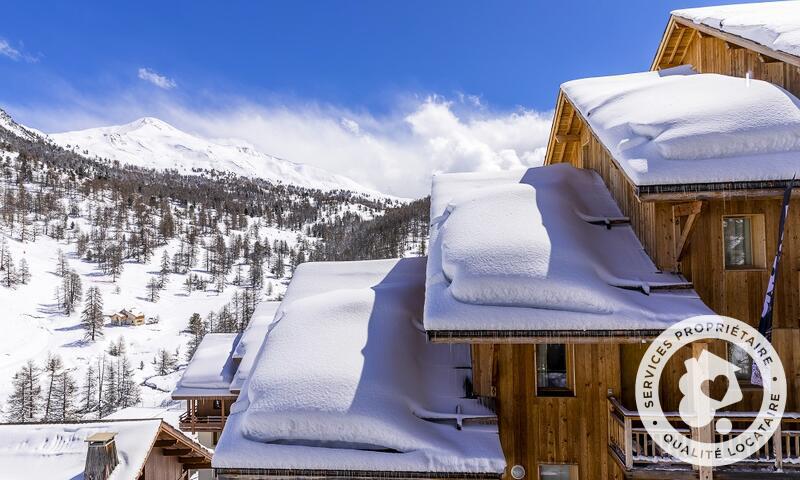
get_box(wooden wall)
[673,24,800,99]
[142,447,184,480]
[491,343,625,480]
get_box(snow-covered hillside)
[50,117,377,195]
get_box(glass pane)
[540,464,574,479]
[728,343,752,382]
[537,344,567,389]
[723,217,752,268]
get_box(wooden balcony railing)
[608,396,800,473]
[179,411,227,433]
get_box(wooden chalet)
[172,333,239,448]
[451,2,800,479]
[0,418,211,479]
[109,309,146,326]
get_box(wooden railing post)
[624,416,633,469]
[691,342,713,480]
[774,424,783,471]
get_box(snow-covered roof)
[0,419,161,480]
[561,66,800,189]
[230,301,280,393]
[172,333,239,398]
[673,1,800,59]
[424,163,713,336]
[213,258,505,476]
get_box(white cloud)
[137,68,176,89]
[7,94,552,198]
[0,38,37,62]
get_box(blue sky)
[0,0,760,196]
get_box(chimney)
[84,432,119,480]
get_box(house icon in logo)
[678,349,743,430]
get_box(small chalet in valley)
[0,418,211,480]
[169,2,800,479]
[109,308,145,326]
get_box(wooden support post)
[624,416,633,470]
[691,342,713,480]
[673,201,704,270]
[774,424,783,471]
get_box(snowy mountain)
[0,106,428,421]
[50,117,377,194]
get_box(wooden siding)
[493,343,625,480]
[142,447,184,480]
[655,16,800,98]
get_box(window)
[213,399,222,410]
[539,464,578,479]
[727,343,753,384]
[535,344,574,396]
[723,215,765,270]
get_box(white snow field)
[674,1,800,58]
[0,419,161,479]
[425,163,713,333]
[50,117,381,195]
[561,66,800,187]
[213,258,505,474]
[0,222,300,412]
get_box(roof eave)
[426,329,662,344]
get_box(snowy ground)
[0,224,296,415]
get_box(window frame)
[725,341,760,390]
[534,344,576,398]
[721,214,766,271]
[538,463,579,480]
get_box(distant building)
[109,308,145,326]
[0,418,211,479]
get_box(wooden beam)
[153,439,177,448]
[555,134,580,144]
[725,41,743,50]
[673,201,704,264]
[758,52,780,63]
[178,456,208,464]
[162,448,192,457]
[691,342,713,480]
[666,27,686,65]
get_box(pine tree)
[81,286,104,341]
[186,313,206,360]
[61,270,82,314]
[118,354,140,408]
[42,354,64,421]
[146,277,160,302]
[159,249,170,286]
[56,249,68,277]
[154,349,177,375]
[2,254,16,288]
[82,364,97,413]
[6,360,41,422]
[57,369,78,420]
[18,257,30,284]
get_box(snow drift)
[673,1,800,58]
[213,258,504,473]
[425,164,713,332]
[562,67,800,186]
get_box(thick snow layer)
[213,258,505,474]
[50,117,384,195]
[425,164,713,332]
[674,1,800,58]
[0,419,160,480]
[173,333,238,398]
[562,67,800,186]
[230,301,280,392]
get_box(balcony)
[607,396,800,476]
[179,411,226,433]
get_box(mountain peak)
[49,116,385,197]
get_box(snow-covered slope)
[50,117,375,194]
